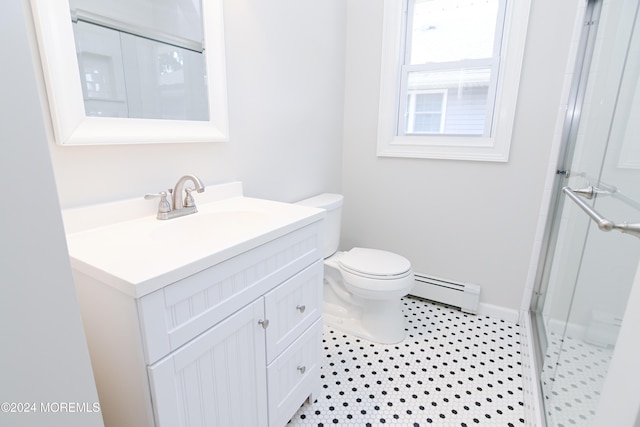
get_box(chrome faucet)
[145,174,205,220]
[171,174,205,210]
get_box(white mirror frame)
[30,0,229,145]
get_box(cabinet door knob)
[296,304,306,313]
[297,365,306,374]
[258,319,269,329]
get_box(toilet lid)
[339,248,411,278]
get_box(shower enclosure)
[531,0,640,425]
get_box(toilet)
[297,193,414,344]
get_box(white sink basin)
[65,195,324,297]
[150,210,270,241]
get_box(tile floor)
[288,296,526,426]
[541,332,612,427]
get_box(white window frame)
[406,89,447,134]
[377,0,531,162]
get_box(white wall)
[0,1,103,426]
[223,0,346,202]
[45,0,346,209]
[341,0,581,312]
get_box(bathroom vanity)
[63,183,325,427]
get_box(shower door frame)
[528,0,640,425]
[529,0,602,361]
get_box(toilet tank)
[297,193,343,258]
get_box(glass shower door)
[535,0,640,425]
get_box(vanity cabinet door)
[148,299,268,427]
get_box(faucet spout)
[172,174,205,210]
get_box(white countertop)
[64,186,324,298]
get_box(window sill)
[377,135,511,162]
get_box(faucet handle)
[184,187,196,207]
[144,191,171,213]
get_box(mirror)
[70,0,209,121]
[30,0,228,145]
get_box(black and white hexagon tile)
[541,331,612,427]
[288,297,525,427]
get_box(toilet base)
[323,298,407,344]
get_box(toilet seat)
[339,248,411,279]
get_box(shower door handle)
[563,187,640,238]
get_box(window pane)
[406,92,444,133]
[407,68,491,135]
[415,93,443,112]
[410,0,500,64]
[411,112,442,133]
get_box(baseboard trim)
[478,302,520,323]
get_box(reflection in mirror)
[70,0,208,121]
[29,0,228,145]
[72,22,208,120]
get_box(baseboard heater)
[410,273,481,314]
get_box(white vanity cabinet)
[67,196,324,427]
[145,260,323,427]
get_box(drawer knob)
[296,304,306,313]
[258,319,269,329]
[297,365,306,374]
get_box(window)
[377,0,531,161]
[400,0,504,137]
[406,90,447,133]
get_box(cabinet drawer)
[138,222,322,364]
[267,319,322,427]
[264,260,323,363]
